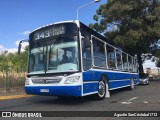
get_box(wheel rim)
[98,81,106,98]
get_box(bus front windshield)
[28,36,79,74]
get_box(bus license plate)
[40,89,49,92]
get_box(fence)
[0,66,26,93]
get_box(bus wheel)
[130,78,134,90]
[93,79,106,100]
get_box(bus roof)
[30,20,114,48]
[31,20,80,34]
[29,20,132,56]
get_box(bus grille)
[32,79,61,84]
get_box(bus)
[18,20,139,100]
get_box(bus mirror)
[18,39,29,54]
[18,41,22,54]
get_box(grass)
[0,69,26,92]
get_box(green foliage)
[90,0,160,55]
[90,0,160,73]
[0,46,28,71]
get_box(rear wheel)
[130,78,134,90]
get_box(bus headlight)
[64,76,80,84]
[25,79,30,85]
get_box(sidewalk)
[0,91,26,96]
[0,91,33,100]
[0,86,25,96]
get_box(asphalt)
[0,79,159,100]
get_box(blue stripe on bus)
[109,79,130,90]
[83,70,138,81]
[25,86,82,97]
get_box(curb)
[0,94,34,100]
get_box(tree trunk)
[137,53,144,74]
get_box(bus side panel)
[82,71,99,95]
[106,71,139,90]
[83,82,98,94]
[134,75,139,85]
[82,70,139,94]
[109,80,131,90]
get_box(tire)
[130,77,135,90]
[93,76,107,100]
[146,80,149,85]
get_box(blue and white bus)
[19,20,139,100]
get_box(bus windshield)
[28,36,79,74]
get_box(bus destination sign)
[33,25,65,40]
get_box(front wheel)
[93,80,106,100]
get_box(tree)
[13,46,28,71]
[89,0,160,73]
[0,46,28,71]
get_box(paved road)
[0,80,160,120]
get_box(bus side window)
[122,52,128,71]
[92,37,106,67]
[81,28,92,70]
[133,58,138,72]
[106,44,116,69]
[116,49,122,70]
[82,42,92,70]
[128,56,134,72]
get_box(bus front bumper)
[25,86,82,97]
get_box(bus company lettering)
[28,113,42,117]
[11,112,42,117]
[114,113,127,117]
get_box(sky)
[0,0,106,53]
